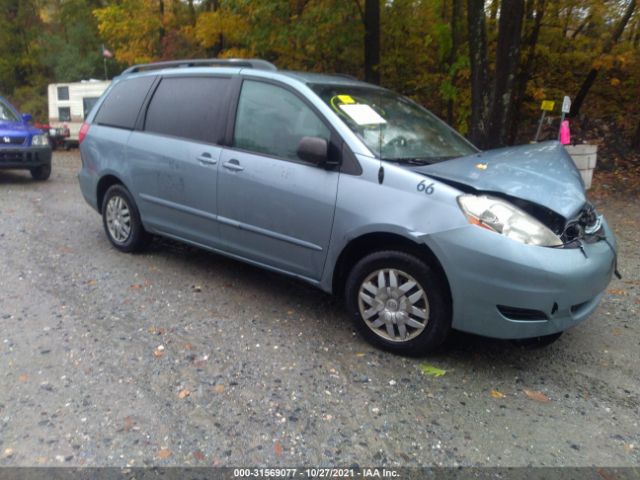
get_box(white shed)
[48,80,111,143]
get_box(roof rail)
[122,58,277,75]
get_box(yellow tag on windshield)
[337,95,355,104]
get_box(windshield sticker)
[338,104,387,126]
[337,95,356,104]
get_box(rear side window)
[94,76,155,129]
[144,76,230,144]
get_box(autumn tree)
[570,0,637,117]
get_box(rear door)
[127,75,231,247]
[217,79,341,280]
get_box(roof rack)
[122,58,277,75]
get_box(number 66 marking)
[417,180,434,195]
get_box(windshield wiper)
[385,155,460,165]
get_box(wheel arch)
[96,174,126,212]
[331,232,451,303]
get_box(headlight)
[32,134,49,146]
[457,194,562,247]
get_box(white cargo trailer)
[48,80,110,147]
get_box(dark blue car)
[0,95,52,180]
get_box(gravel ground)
[0,151,638,468]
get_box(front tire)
[345,250,451,355]
[102,184,148,252]
[30,164,51,181]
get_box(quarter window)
[233,80,330,162]
[94,76,155,130]
[83,97,100,119]
[144,76,230,144]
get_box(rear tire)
[345,250,451,355]
[102,184,149,252]
[30,164,51,181]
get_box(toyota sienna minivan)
[78,58,617,354]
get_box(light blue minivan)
[78,59,617,354]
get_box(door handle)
[197,153,217,166]
[222,159,244,172]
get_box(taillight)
[78,123,90,144]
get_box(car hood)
[413,141,586,219]
[0,121,40,136]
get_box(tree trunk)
[364,0,380,84]
[570,0,636,117]
[446,0,463,124]
[509,0,545,143]
[487,0,525,148]
[467,0,491,147]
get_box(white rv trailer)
[48,80,110,146]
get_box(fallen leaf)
[18,374,28,382]
[184,343,193,350]
[193,450,206,461]
[355,352,365,357]
[87,279,97,286]
[274,441,283,456]
[623,443,635,453]
[123,416,134,432]
[490,389,506,399]
[157,449,171,459]
[523,389,550,403]
[607,289,627,296]
[211,384,225,394]
[178,388,191,399]
[419,364,446,377]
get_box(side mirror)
[297,136,328,165]
[22,113,33,124]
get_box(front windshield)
[0,99,19,122]
[310,84,477,163]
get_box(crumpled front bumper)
[424,219,617,339]
[0,146,52,169]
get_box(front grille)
[497,305,549,321]
[0,151,37,162]
[1,136,26,145]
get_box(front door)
[217,79,340,280]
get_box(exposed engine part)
[561,203,604,244]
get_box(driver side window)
[233,80,330,162]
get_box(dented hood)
[414,141,586,219]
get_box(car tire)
[102,184,149,253]
[345,250,451,355]
[30,164,51,181]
